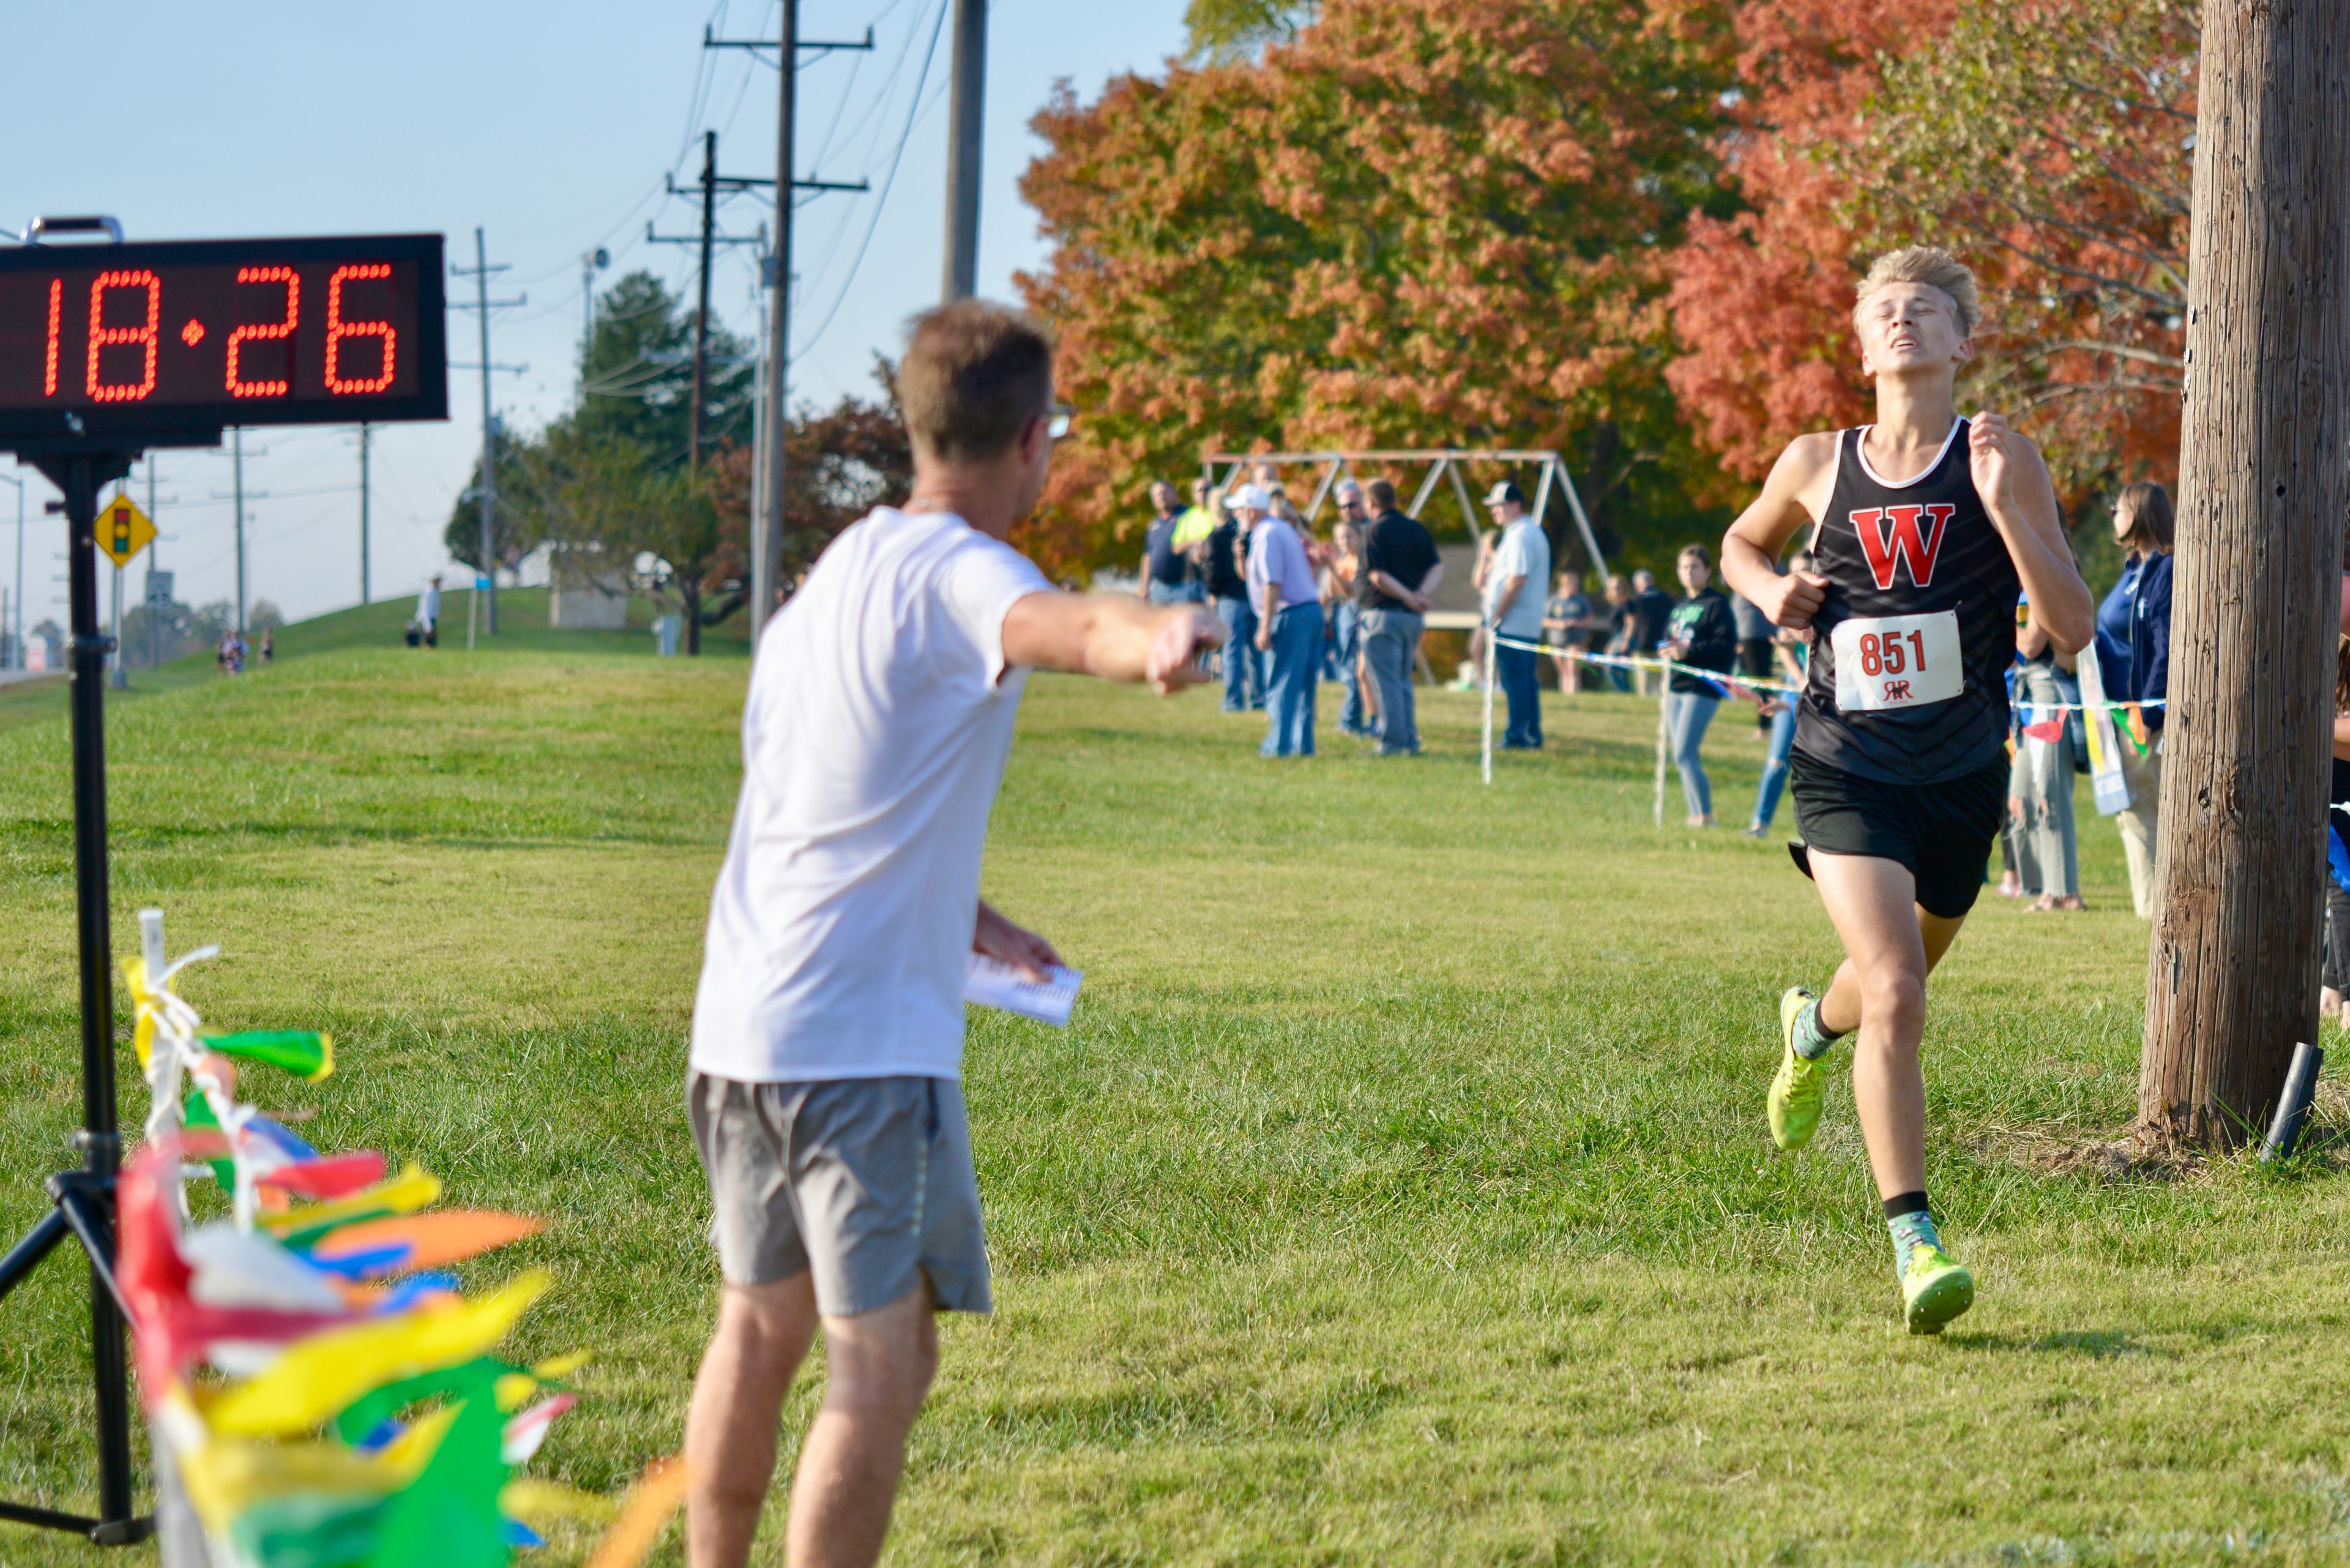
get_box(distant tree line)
[444,272,911,654]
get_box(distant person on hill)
[1240,482,1321,757]
[1138,480,1200,605]
[682,300,1220,1568]
[1479,480,1551,749]
[1355,477,1442,755]
[259,628,274,665]
[411,574,441,649]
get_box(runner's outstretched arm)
[1002,592,1223,693]
[1969,414,2094,652]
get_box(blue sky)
[2,0,1188,631]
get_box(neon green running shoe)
[1767,987,1825,1151]
[1901,1244,1975,1335]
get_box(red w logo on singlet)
[1849,503,1955,590]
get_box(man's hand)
[974,900,1061,984]
[1756,568,1829,631]
[1145,605,1222,695]
[1254,624,1274,651]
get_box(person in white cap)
[1479,480,1551,749]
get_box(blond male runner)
[1718,248,2093,1332]
[683,301,1221,1567]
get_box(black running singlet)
[1793,420,2021,784]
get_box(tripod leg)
[0,1208,71,1302]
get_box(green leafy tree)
[1185,0,1317,61]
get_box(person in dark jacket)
[1629,568,1676,693]
[2093,480,2173,917]
[1664,543,1739,826]
[1198,492,1264,712]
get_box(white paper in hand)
[963,954,1083,1027]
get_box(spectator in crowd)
[2095,480,2174,919]
[1479,481,1551,750]
[2008,592,2085,912]
[1327,491,1374,736]
[1545,570,1594,691]
[1745,553,1815,838]
[2324,634,2350,1028]
[1601,573,1636,692]
[1730,573,1777,735]
[1241,483,1322,757]
[1138,481,1200,605]
[1630,568,1675,694]
[1356,477,1441,755]
[1201,490,1264,712]
[1663,543,1737,826]
[259,628,275,665]
[1173,477,1218,557]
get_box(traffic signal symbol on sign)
[96,498,155,567]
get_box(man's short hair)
[898,300,1054,463]
[1854,245,1980,340]
[1365,478,1398,510]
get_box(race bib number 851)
[1830,610,1963,713]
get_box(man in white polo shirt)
[683,300,1221,1568]
[1479,480,1551,749]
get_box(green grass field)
[4,598,2349,1566]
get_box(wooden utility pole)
[2138,0,2350,1148]
[690,130,718,471]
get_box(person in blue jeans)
[1240,483,1322,756]
[1747,624,1810,837]
[1198,495,1264,711]
[1662,543,1739,825]
[1327,505,1372,734]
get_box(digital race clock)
[0,233,447,444]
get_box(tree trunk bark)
[2138,0,2350,1148]
[682,584,703,655]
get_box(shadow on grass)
[1945,1329,2152,1357]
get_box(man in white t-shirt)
[682,301,1220,1568]
[1479,481,1552,749]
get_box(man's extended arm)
[1001,592,1222,693]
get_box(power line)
[794,0,953,356]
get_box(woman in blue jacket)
[2094,482,2173,918]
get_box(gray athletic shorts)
[687,1071,992,1316]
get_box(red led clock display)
[0,234,446,442]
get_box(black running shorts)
[1787,749,2009,920]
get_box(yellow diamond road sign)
[96,497,155,568]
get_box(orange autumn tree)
[1667,0,2193,510]
[1016,0,1743,578]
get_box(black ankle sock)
[1882,1190,1930,1220]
